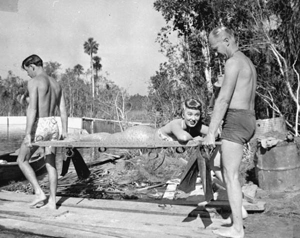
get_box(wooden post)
[7,117,9,140]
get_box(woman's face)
[183,108,201,127]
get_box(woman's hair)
[22,54,43,69]
[181,98,203,120]
[182,98,202,112]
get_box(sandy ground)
[243,188,300,238]
[1,184,300,237]
[1,148,300,237]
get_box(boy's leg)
[17,143,46,206]
[43,151,58,209]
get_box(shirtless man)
[17,54,68,209]
[203,26,257,238]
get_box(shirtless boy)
[17,54,68,209]
[203,26,257,238]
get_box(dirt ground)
[1,181,300,238]
[1,147,300,237]
[242,187,300,238]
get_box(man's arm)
[59,90,68,139]
[24,79,38,146]
[205,59,239,143]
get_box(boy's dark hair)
[22,54,43,69]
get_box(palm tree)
[83,38,99,98]
[93,56,102,93]
[93,56,102,79]
[73,64,84,80]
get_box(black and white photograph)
[0,0,299,237]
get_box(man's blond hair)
[210,26,235,42]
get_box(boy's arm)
[24,80,38,147]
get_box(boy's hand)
[24,134,32,147]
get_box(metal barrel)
[256,142,300,191]
[254,117,287,139]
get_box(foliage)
[0,62,149,125]
[3,0,299,134]
[44,61,61,79]
[152,0,300,133]
[248,0,300,133]
[73,64,84,79]
[128,94,148,111]
[0,72,27,116]
[93,56,102,78]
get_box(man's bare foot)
[40,202,57,210]
[29,194,47,207]
[212,226,244,238]
[222,206,248,225]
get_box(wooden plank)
[198,199,266,212]
[0,194,223,238]
[33,140,222,149]
[189,180,204,197]
[162,183,178,200]
[33,140,203,148]
[0,192,218,217]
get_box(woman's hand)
[193,136,203,141]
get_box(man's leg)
[17,143,46,206]
[210,145,248,224]
[213,140,244,238]
[43,152,57,209]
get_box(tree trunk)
[200,30,213,94]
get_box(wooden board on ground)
[162,182,178,200]
[198,199,266,212]
[0,191,224,238]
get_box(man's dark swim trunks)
[221,108,256,145]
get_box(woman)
[155,98,208,142]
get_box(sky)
[0,0,170,95]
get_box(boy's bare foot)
[212,226,244,238]
[29,193,47,207]
[222,206,248,225]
